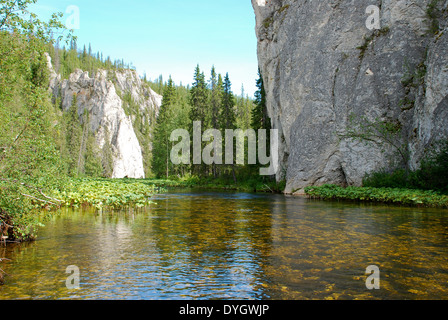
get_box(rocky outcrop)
[46,54,162,178]
[252,0,448,193]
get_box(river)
[1,189,447,299]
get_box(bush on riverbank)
[363,139,448,193]
[304,184,448,208]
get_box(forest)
[45,37,273,183]
[0,0,277,242]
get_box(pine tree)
[221,73,236,130]
[251,69,272,177]
[251,69,270,131]
[152,76,177,178]
[189,65,208,126]
[220,73,237,182]
[208,67,223,177]
[208,66,222,130]
[189,65,210,175]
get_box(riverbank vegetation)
[306,139,448,208]
[0,0,275,242]
[305,184,448,208]
[145,174,285,193]
[0,0,73,242]
[53,178,163,211]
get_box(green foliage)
[101,127,114,178]
[305,184,448,208]
[356,34,374,59]
[416,139,448,192]
[189,65,209,128]
[146,174,284,193]
[426,0,441,35]
[54,178,161,210]
[251,69,270,132]
[263,17,274,29]
[363,139,448,193]
[84,134,103,177]
[0,0,72,241]
[62,95,83,176]
[152,76,179,178]
[220,73,236,131]
[363,169,411,189]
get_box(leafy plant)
[54,178,162,211]
[363,139,448,194]
[305,184,448,208]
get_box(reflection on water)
[0,189,447,300]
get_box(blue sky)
[31,0,259,97]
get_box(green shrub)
[363,139,448,193]
[363,169,410,189]
[305,184,448,208]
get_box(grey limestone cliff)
[46,53,162,178]
[252,0,448,193]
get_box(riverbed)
[1,189,447,299]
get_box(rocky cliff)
[252,0,448,193]
[46,54,162,178]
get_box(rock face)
[46,54,162,178]
[252,0,448,193]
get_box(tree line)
[0,0,272,241]
[151,65,271,183]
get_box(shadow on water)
[0,189,447,300]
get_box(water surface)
[1,190,447,299]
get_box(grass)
[304,184,448,208]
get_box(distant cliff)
[252,0,448,193]
[46,53,162,178]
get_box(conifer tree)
[189,65,209,175]
[189,65,208,127]
[221,73,236,131]
[220,73,237,182]
[101,127,114,178]
[208,66,222,130]
[84,134,103,177]
[64,95,83,176]
[251,69,270,131]
[152,76,177,178]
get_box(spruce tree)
[189,65,208,126]
[251,69,270,131]
[189,65,209,176]
[208,66,222,130]
[101,127,114,178]
[208,67,223,177]
[220,73,237,182]
[84,134,103,177]
[221,73,236,130]
[152,76,177,178]
[64,95,83,176]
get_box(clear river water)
[1,189,447,300]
